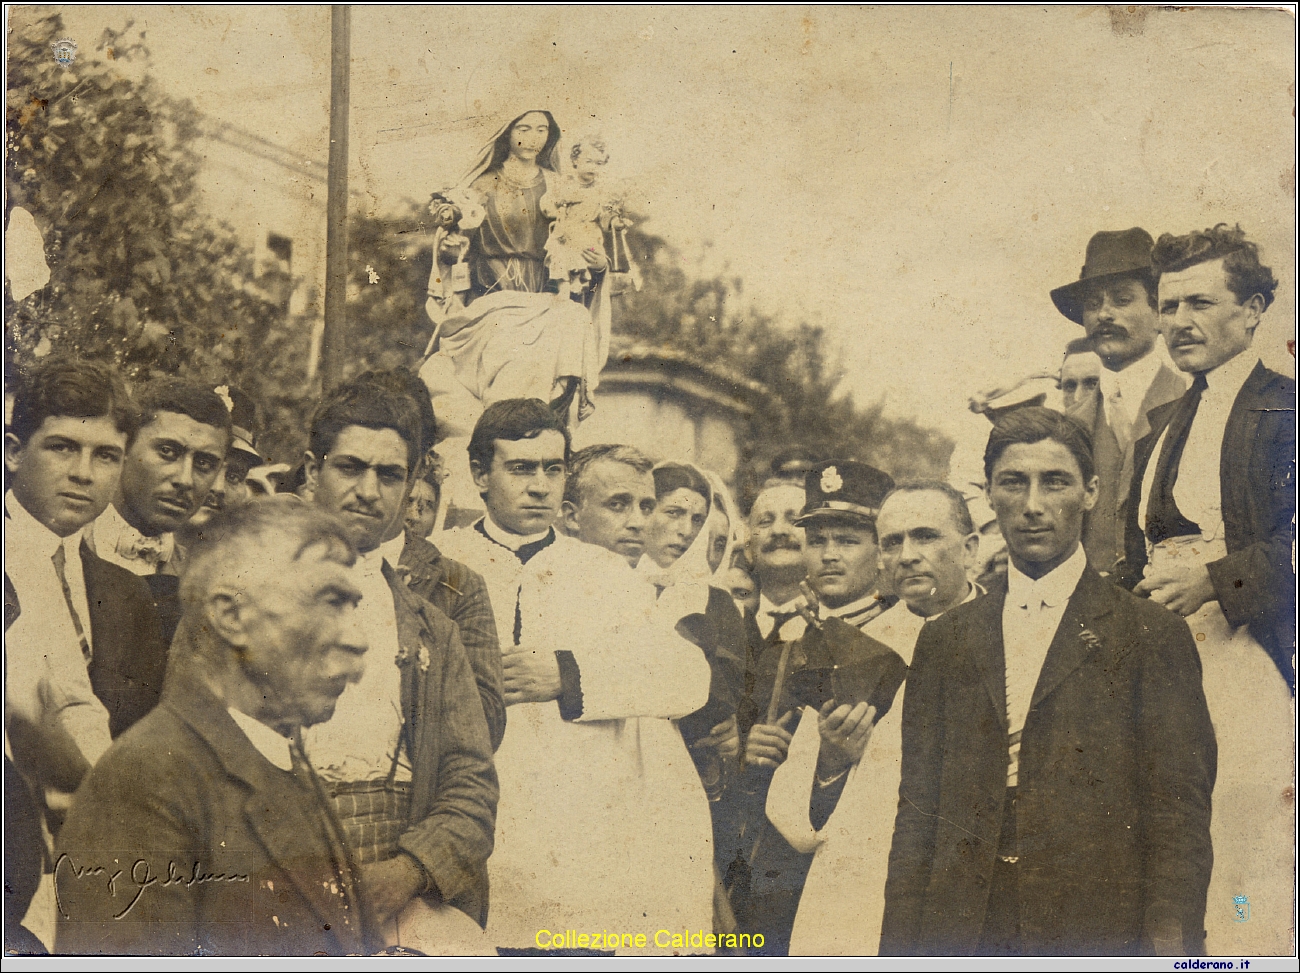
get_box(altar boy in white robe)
[766,480,981,954]
[481,442,714,951]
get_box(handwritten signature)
[54,853,249,920]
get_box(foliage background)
[7,13,950,500]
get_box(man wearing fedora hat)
[1049,227,1186,573]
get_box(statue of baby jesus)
[544,136,633,300]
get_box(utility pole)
[320,4,350,390]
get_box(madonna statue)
[420,110,613,437]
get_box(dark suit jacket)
[675,586,748,748]
[880,568,1216,956]
[1122,360,1297,689]
[397,535,506,751]
[54,662,367,956]
[3,543,168,741]
[81,541,171,738]
[384,564,498,928]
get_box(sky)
[30,5,1300,444]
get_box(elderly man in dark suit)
[1125,224,1294,954]
[1050,227,1187,573]
[55,500,370,955]
[882,407,1215,956]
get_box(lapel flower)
[394,641,431,673]
[1079,628,1102,652]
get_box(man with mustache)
[766,479,982,953]
[55,500,372,955]
[175,385,262,550]
[1049,228,1186,573]
[746,481,810,643]
[352,367,506,753]
[300,377,497,949]
[735,460,896,954]
[882,407,1214,956]
[721,478,809,946]
[1126,224,1294,954]
[85,379,232,646]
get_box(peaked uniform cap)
[794,460,894,526]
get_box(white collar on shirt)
[480,515,553,551]
[356,532,407,582]
[5,490,65,559]
[758,592,801,617]
[377,531,406,568]
[1098,351,1163,416]
[90,501,175,565]
[227,708,294,772]
[1006,544,1088,610]
[757,591,808,639]
[1199,352,1259,408]
[824,591,882,620]
[903,580,984,620]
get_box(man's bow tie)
[117,531,172,566]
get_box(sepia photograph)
[4,4,1296,962]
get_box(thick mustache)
[762,537,803,553]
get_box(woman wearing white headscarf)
[637,464,751,920]
[420,110,614,438]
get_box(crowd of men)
[3,222,1294,956]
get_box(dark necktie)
[1146,373,1208,544]
[51,544,92,664]
[767,610,799,643]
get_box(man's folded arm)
[562,621,711,722]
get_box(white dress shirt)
[228,707,294,772]
[1099,351,1165,450]
[4,492,112,765]
[1002,545,1087,786]
[85,502,176,576]
[303,534,410,783]
[863,582,983,658]
[757,592,807,641]
[1173,353,1259,540]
